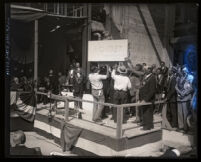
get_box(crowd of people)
[11,58,197,133]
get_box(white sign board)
[88,39,128,62]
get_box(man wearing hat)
[139,66,157,130]
[111,64,131,123]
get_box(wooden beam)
[36,91,169,107]
[87,3,91,76]
[116,107,123,138]
[36,91,118,107]
[64,99,69,121]
[82,4,88,76]
[11,4,44,12]
[34,20,38,95]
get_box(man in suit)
[175,66,194,133]
[160,145,193,158]
[48,69,59,95]
[73,68,84,118]
[166,67,178,128]
[139,66,157,130]
[160,148,181,158]
[10,130,42,155]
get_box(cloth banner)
[15,92,36,122]
[60,121,82,152]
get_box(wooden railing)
[36,91,167,139]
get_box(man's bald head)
[11,130,26,146]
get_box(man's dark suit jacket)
[166,76,177,102]
[160,149,178,158]
[139,74,156,102]
[10,146,42,156]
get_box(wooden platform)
[33,103,162,156]
[36,102,162,137]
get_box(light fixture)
[50,25,61,32]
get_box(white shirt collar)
[145,73,152,80]
[172,149,180,157]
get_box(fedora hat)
[117,65,128,74]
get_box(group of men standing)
[88,58,159,130]
[88,58,196,133]
[166,64,195,133]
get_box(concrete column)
[163,5,175,67]
[82,4,88,75]
[87,3,91,76]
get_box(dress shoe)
[102,115,108,119]
[123,120,127,124]
[95,120,104,125]
[137,122,143,126]
[171,127,177,131]
[132,120,140,123]
[140,127,151,131]
[179,129,185,133]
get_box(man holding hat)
[89,65,109,124]
[111,64,131,123]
